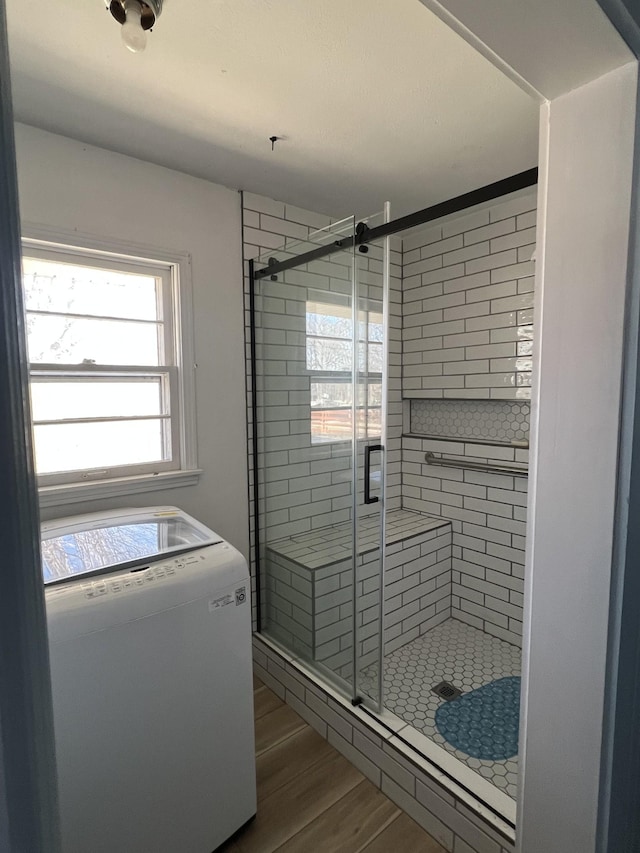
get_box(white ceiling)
[6,0,540,218]
[419,0,632,100]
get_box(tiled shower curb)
[253,635,516,853]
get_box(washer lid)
[41,506,221,585]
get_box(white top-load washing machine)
[42,506,256,853]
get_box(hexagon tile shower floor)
[366,619,521,798]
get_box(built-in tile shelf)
[404,434,529,450]
[409,399,530,445]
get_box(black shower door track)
[253,167,538,280]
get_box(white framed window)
[306,298,383,443]
[22,237,199,503]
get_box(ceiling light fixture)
[108,0,164,53]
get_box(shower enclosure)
[249,172,536,824]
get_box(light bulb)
[121,0,147,53]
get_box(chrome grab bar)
[424,451,528,478]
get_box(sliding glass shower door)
[252,213,389,710]
[352,209,390,710]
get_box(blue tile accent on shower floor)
[435,676,520,761]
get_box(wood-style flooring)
[220,676,445,853]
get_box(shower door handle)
[364,444,383,505]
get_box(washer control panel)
[77,545,230,600]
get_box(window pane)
[356,344,383,373]
[310,382,381,412]
[358,310,383,342]
[310,406,382,443]
[368,314,384,343]
[26,314,161,365]
[30,379,164,421]
[306,337,352,371]
[365,408,382,437]
[368,383,382,407]
[310,381,352,409]
[310,409,352,443]
[34,419,169,474]
[23,258,160,321]
[306,301,352,339]
[368,343,383,373]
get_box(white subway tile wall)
[401,437,528,647]
[399,194,535,647]
[402,192,536,400]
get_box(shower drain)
[432,681,462,701]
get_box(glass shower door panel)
[354,208,390,712]
[254,218,360,697]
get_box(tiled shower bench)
[264,509,452,681]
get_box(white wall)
[14,123,249,558]
[519,62,638,853]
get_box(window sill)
[38,469,203,509]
